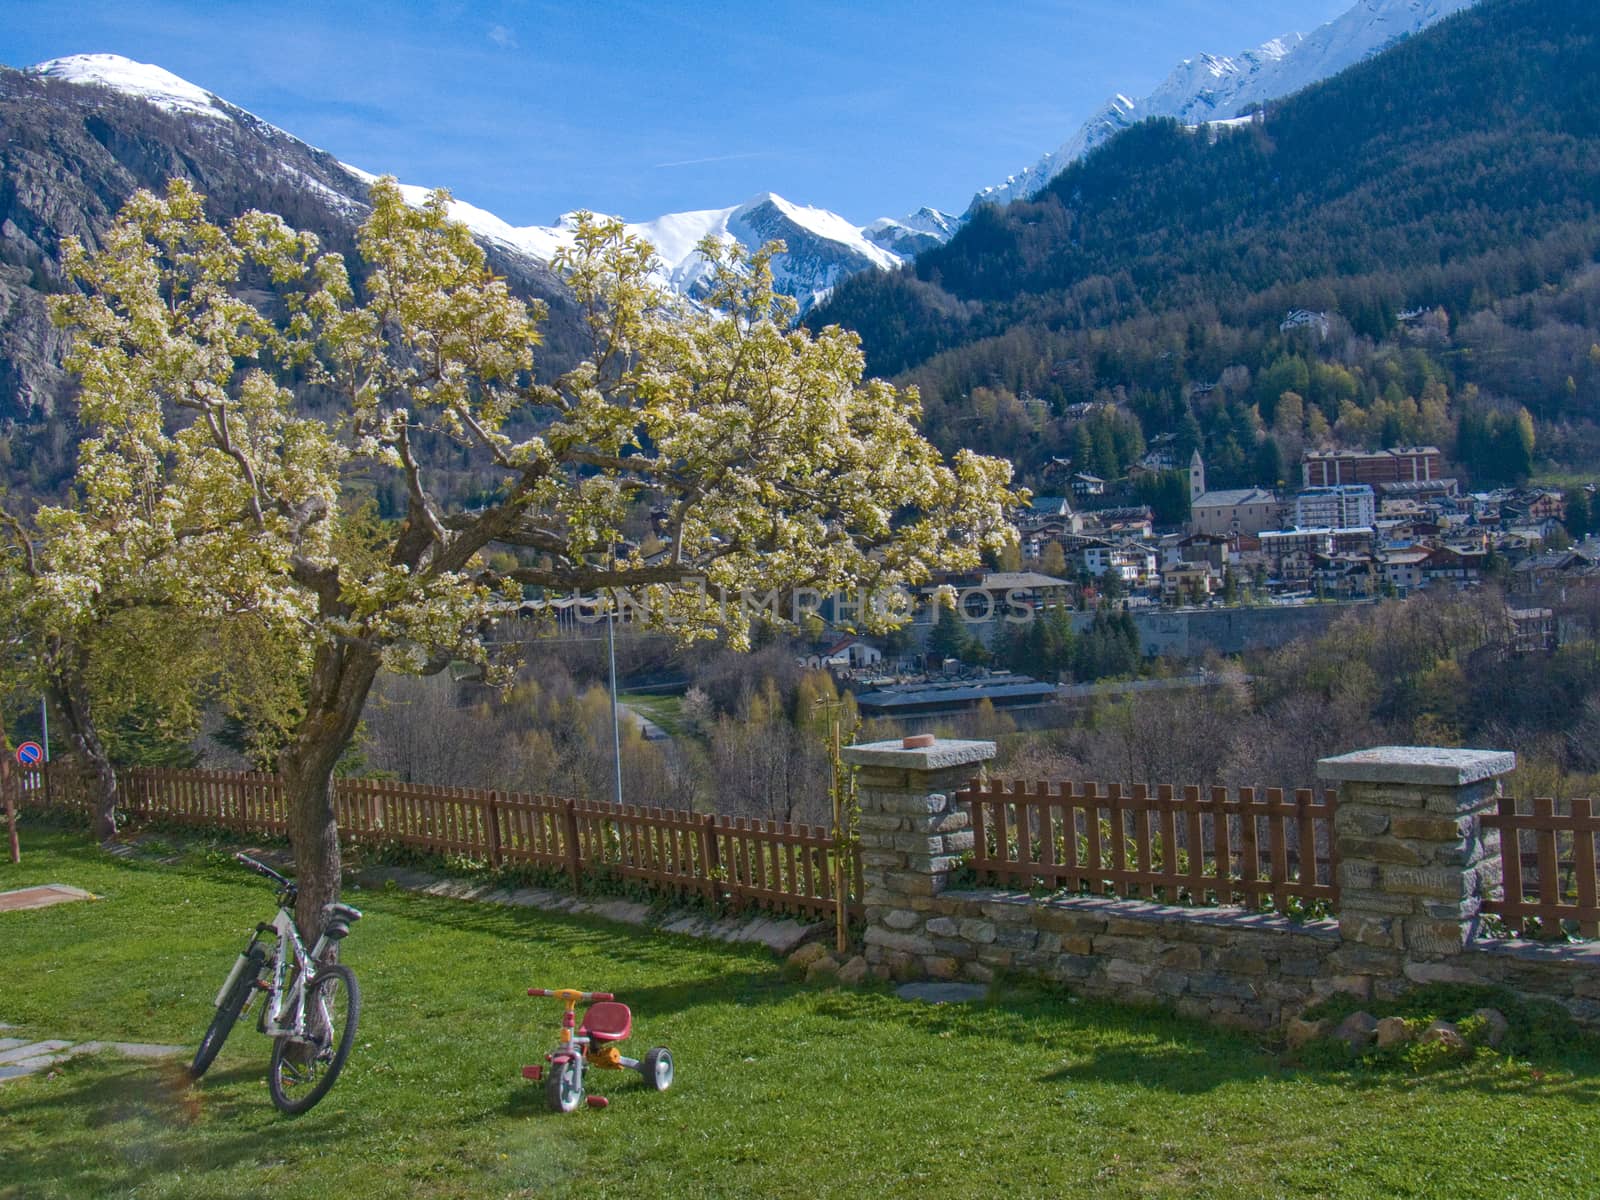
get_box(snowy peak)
[21,54,940,314]
[27,53,229,121]
[864,207,961,259]
[973,0,1479,211]
[584,193,908,312]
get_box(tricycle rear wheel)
[643,1046,674,1091]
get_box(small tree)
[1040,539,1068,578]
[0,341,297,839]
[928,600,970,663]
[53,180,1017,934]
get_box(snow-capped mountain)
[343,164,936,314]
[973,0,1479,211]
[30,53,229,120]
[22,54,950,315]
[10,0,1478,330]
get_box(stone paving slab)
[0,884,97,912]
[896,982,988,1005]
[353,864,819,956]
[0,1034,184,1082]
[71,1041,186,1060]
[0,1040,71,1065]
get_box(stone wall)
[843,739,1600,1034]
[908,597,1367,658]
[879,889,1339,1033]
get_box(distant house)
[801,635,883,671]
[973,571,1075,612]
[1025,496,1074,519]
[1260,528,1335,566]
[1378,477,1459,503]
[915,571,1075,627]
[1159,561,1221,604]
[1313,553,1377,598]
[1302,446,1443,489]
[1169,532,1230,570]
[1510,547,1600,595]
[1508,608,1557,653]
[1017,495,1082,538]
[1294,485,1375,530]
[1078,505,1154,540]
[1421,546,1485,589]
[1079,542,1158,587]
[1071,473,1106,500]
[1501,489,1565,525]
[1377,548,1431,594]
[854,676,1059,718]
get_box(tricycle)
[521,987,673,1112]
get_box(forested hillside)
[0,67,584,498]
[811,0,1600,490]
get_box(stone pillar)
[841,737,996,980]
[1317,745,1514,999]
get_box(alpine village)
[3,2,1600,1197]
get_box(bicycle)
[190,851,363,1115]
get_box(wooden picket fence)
[16,762,860,920]
[959,779,1340,912]
[1481,796,1600,937]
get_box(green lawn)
[3,827,1599,1200]
[618,692,688,738]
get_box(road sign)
[15,742,43,766]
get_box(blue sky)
[5,2,1351,226]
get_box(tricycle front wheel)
[545,1056,584,1113]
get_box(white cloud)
[488,24,518,50]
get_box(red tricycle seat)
[579,1001,632,1043]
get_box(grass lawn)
[3,827,1600,1200]
[618,692,688,739]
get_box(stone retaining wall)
[871,890,1339,1033]
[844,739,1600,1033]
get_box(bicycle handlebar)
[235,852,293,891]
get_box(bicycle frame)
[215,904,340,1042]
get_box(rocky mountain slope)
[0,56,587,441]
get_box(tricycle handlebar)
[528,987,613,1002]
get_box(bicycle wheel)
[267,964,360,1115]
[190,946,265,1079]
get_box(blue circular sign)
[15,742,43,766]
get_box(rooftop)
[1193,488,1277,508]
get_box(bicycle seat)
[578,1001,632,1043]
[321,902,363,941]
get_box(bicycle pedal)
[586,1095,608,1108]
[521,1065,543,1081]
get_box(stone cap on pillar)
[1316,746,1516,787]
[841,738,997,771]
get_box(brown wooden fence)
[1482,796,1600,937]
[959,779,1340,911]
[16,762,858,920]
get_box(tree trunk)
[49,651,119,843]
[280,641,382,947]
